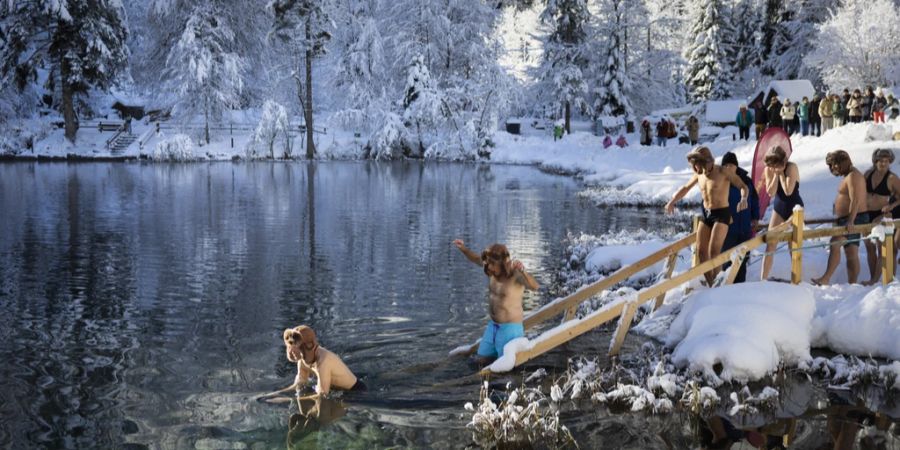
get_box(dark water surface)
[0,161,687,449]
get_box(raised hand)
[452,239,465,249]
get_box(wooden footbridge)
[456,210,897,375]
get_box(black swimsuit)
[772,180,803,220]
[701,207,732,226]
[865,170,893,221]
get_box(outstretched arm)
[259,363,310,401]
[665,175,699,214]
[453,239,482,266]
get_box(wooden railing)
[470,210,897,375]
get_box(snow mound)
[153,134,198,161]
[583,240,667,276]
[865,124,894,142]
[810,283,900,360]
[666,282,815,382]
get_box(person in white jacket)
[780,99,797,135]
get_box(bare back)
[488,275,526,323]
[300,347,357,394]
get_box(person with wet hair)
[259,325,364,401]
[665,146,749,286]
[758,146,804,280]
[862,149,900,284]
[452,240,539,365]
[812,151,870,285]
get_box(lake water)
[0,161,688,448]
[1,161,895,449]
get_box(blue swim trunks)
[476,320,525,358]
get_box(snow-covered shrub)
[153,134,196,161]
[246,100,291,159]
[865,124,894,142]
[466,380,575,449]
[369,113,407,160]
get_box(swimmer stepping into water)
[453,240,539,366]
[665,146,749,286]
[260,325,364,401]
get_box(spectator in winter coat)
[656,120,668,147]
[781,99,797,134]
[767,97,783,129]
[797,97,810,136]
[603,135,613,148]
[863,86,875,121]
[842,89,852,124]
[720,151,760,283]
[735,105,753,140]
[640,120,652,146]
[888,95,900,120]
[616,135,627,147]
[832,94,845,127]
[809,95,821,137]
[848,89,863,123]
[872,90,888,123]
[687,116,700,145]
[819,94,834,133]
[753,103,768,140]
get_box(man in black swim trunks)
[813,151,870,285]
[666,146,749,286]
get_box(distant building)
[705,99,745,126]
[748,80,816,109]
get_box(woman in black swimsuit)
[863,149,900,283]
[759,146,803,280]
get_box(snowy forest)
[3,0,900,159]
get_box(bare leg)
[707,222,730,282]
[863,240,881,285]
[844,244,861,284]
[761,213,787,280]
[812,236,846,285]
[697,222,713,285]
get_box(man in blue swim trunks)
[453,240,539,365]
[813,150,870,285]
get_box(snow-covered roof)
[750,80,816,105]
[596,115,625,127]
[705,99,745,123]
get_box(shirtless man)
[813,151,870,285]
[665,146,749,286]
[453,240,539,365]
[259,325,364,401]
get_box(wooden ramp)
[459,211,897,376]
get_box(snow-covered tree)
[804,0,900,91]
[401,54,444,157]
[247,100,291,159]
[0,0,129,142]
[164,4,244,144]
[770,0,840,82]
[684,0,734,102]
[269,0,332,159]
[331,3,388,133]
[535,0,591,133]
[592,0,634,119]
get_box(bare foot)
[861,279,880,286]
[810,277,828,286]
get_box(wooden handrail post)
[790,208,805,284]
[883,220,895,285]
[609,300,638,356]
[653,252,678,310]
[691,216,701,268]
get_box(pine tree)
[164,4,244,145]
[536,0,591,133]
[684,0,734,102]
[269,0,331,159]
[0,0,129,142]
[774,0,840,82]
[593,0,633,119]
[402,54,444,157]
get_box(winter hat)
[721,152,739,167]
